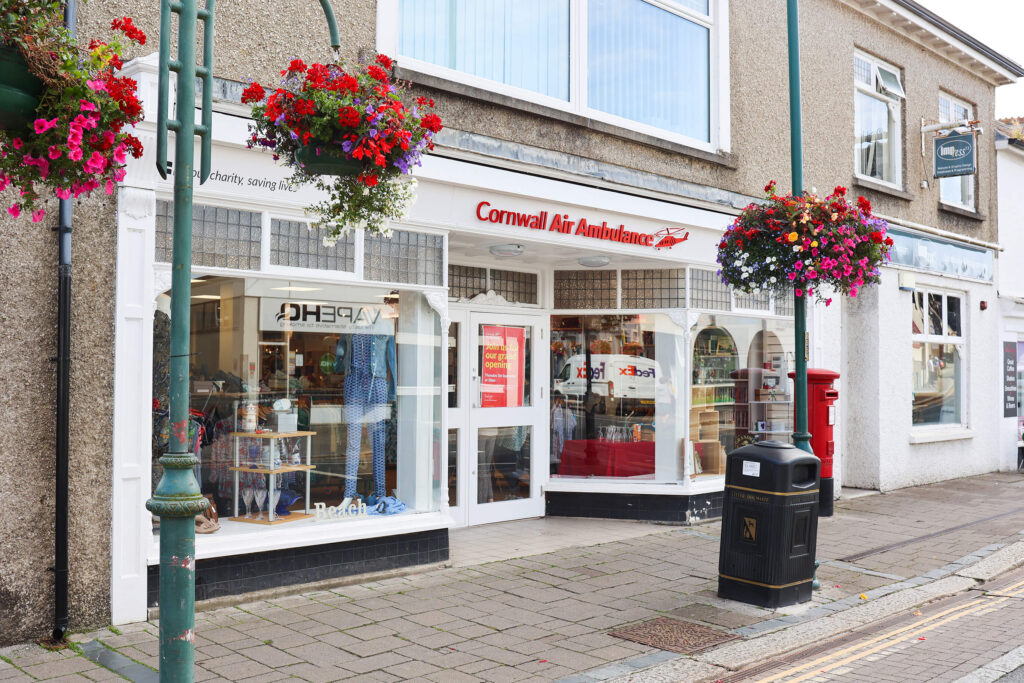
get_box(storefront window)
[550,313,685,481]
[151,276,442,534]
[911,290,964,426]
[690,313,795,477]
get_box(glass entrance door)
[468,312,548,524]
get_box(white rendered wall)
[844,268,1001,491]
[997,142,1024,472]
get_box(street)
[727,564,1024,682]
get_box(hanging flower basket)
[0,46,43,131]
[0,6,147,221]
[293,145,362,176]
[244,54,442,238]
[717,182,893,305]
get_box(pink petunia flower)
[113,167,126,182]
[113,144,127,164]
[12,138,23,150]
[8,205,20,218]
[48,145,62,160]
[795,288,804,297]
[55,187,72,200]
[105,179,114,195]
[80,99,97,112]
[31,209,46,222]
[33,118,58,134]
[86,79,108,92]
[68,147,83,161]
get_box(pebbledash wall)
[2,0,1022,644]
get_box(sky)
[916,0,1024,118]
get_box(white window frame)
[938,93,976,211]
[911,287,967,429]
[853,51,904,189]
[377,0,731,154]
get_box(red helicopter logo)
[652,227,690,250]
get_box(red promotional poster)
[480,325,526,408]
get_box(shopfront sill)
[147,510,455,565]
[908,428,975,444]
[543,477,724,496]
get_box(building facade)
[1,0,1020,644]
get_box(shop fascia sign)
[259,297,395,334]
[474,200,689,250]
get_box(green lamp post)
[786,0,812,458]
[146,2,340,679]
[145,0,215,680]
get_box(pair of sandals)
[195,496,220,534]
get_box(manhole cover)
[609,617,739,654]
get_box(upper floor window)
[854,52,904,187]
[938,94,975,210]
[389,0,720,148]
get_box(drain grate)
[609,617,740,654]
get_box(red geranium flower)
[338,106,360,127]
[367,65,389,83]
[281,59,307,76]
[241,82,266,104]
[375,54,393,70]
[420,113,443,134]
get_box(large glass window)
[550,313,685,481]
[151,276,442,534]
[398,0,570,100]
[938,94,975,210]
[911,290,964,426]
[396,0,716,144]
[587,0,709,141]
[854,52,903,186]
[689,314,795,477]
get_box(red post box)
[788,368,839,516]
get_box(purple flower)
[289,130,299,141]
[369,129,378,139]
[342,140,354,152]
[275,114,286,126]
[365,104,375,114]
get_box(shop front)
[412,156,798,527]
[110,61,803,624]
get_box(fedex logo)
[619,365,654,378]
[575,363,606,380]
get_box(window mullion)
[572,0,587,114]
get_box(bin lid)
[726,441,820,493]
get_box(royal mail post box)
[789,368,839,516]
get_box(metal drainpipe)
[52,0,76,645]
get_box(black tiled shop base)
[546,492,724,524]
[147,529,448,606]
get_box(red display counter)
[558,439,655,477]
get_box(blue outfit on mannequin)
[338,333,397,500]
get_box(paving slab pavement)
[4,471,1024,682]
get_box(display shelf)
[229,464,316,475]
[751,430,791,434]
[229,512,315,526]
[230,431,316,439]
[750,400,793,404]
[232,431,316,523]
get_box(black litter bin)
[718,441,820,608]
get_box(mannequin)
[336,330,397,507]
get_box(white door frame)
[445,309,470,527]
[466,311,550,525]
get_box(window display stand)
[229,431,316,525]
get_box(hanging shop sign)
[1005,341,1018,418]
[259,298,395,335]
[933,132,976,178]
[474,201,688,250]
[480,325,526,408]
